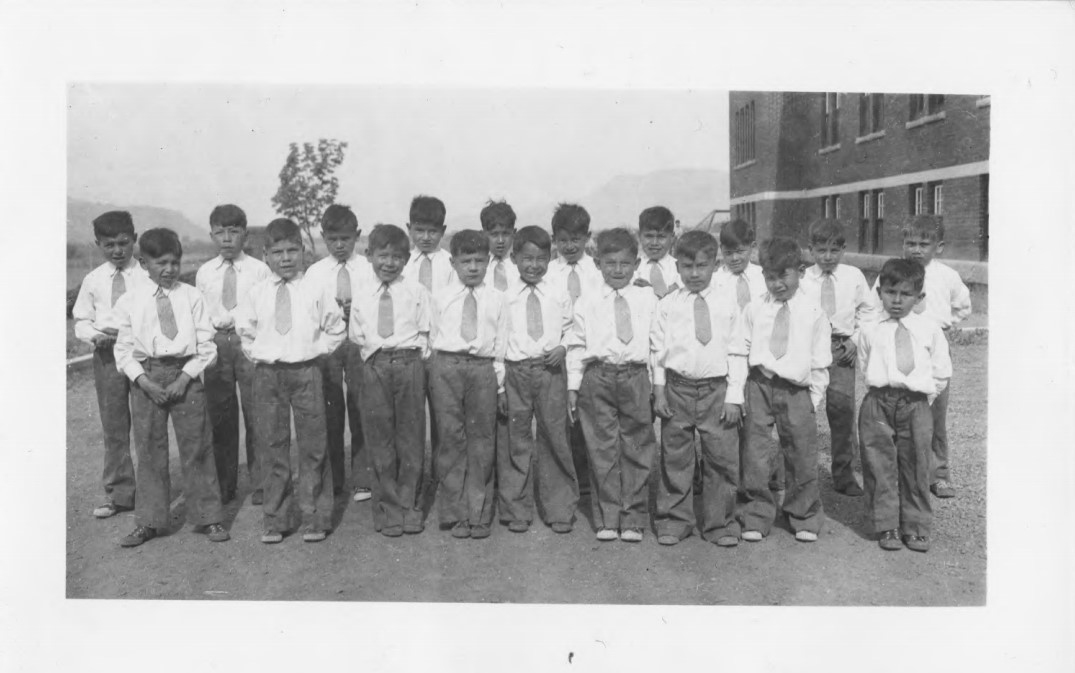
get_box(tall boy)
[196,204,272,504]
[651,230,746,547]
[738,237,831,543]
[566,228,659,543]
[499,226,578,534]
[429,230,508,539]
[859,258,952,552]
[72,210,149,518]
[632,205,680,299]
[350,224,432,537]
[112,228,228,547]
[480,199,520,291]
[304,204,372,502]
[235,218,345,544]
[800,218,877,496]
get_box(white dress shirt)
[870,259,972,329]
[743,290,832,408]
[194,252,272,330]
[711,263,767,312]
[73,258,151,342]
[800,263,879,339]
[402,247,456,291]
[113,281,217,381]
[431,280,508,389]
[857,311,952,402]
[650,286,748,404]
[484,255,520,290]
[349,273,432,361]
[303,251,375,300]
[566,283,658,391]
[547,254,604,306]
[504,278,574,361]
[632,253,682,297]
[234,273,346,364]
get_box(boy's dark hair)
[138,228,183,259]
[758,236,804,272]
[409,195,447,229]
[512,225,552,255]
[902,214,945,243]
[808,218,846,247]
[674,230,719,261]
[209,204,247,230]
[368,223,411,255]
[639,206,675,234]
[264,218,304,246]
[594,228,638,259]
[321,204,359,233]
[719,218,756,249]
[92,210,136,239]
[551,203,591,237]
[479,200,517,232]
[878,257,926,293]
[449,229,491,257]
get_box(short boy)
[349,224,432,537]
[566,228,659,543]
[112,228,228,547]
[499,226,578,534]
[480,199,520,291]
[738,237,831,542]
[72,210,149,518]
[800,218,877,496]
[235,218,345,543]
[632,205,680,299]
[858,258,952,552]
[195,204,272,504]
[429,230,508,539]
[873,215,971,499]
[651,230,746,547]
[303,204,373,502]
[711,218,767,311]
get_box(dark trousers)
[130,358,223,529]
[826,336,858,490]
[657,373,740,541]
[577,363,657,530]
[859,387,933,537]
[931,378,951,483]
[254,361,334,532]
[322,341,369,491]
[204,330,257,500]
[360,350,427,530]
[498,360,578,525]
[429,353,497,527]
[739,370,824,535]
[93,348,136,508]
[424,358,441,486]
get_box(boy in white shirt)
[632,205,680,299]
[481,199,520,291]
[712,219,767,312]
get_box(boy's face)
[878,279,924,319]
[96,233,136,268]
[451,251,490,288]
[322,228,360,263]
[512,241,551,285]
[209,224,247,261]
[809,241,845,274]
[407,222,446,255]
[485,224,515,260]
[368,245,409,284]
[553,230,590,264]
[676,251,718,293]
[141,252,181,289]
[903,234,943,266]
[640,228,675,261]
[265,237,304,281]
[722,242,755,275]
[597,249,640,291]
[762,265,803,302]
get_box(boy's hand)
[337,298,352,317]
[164,373,193,402]
[652,385,672,420]
[90,333,116,349]
[837,339,857,366]
[633,278,651,288]
[720,403,742,428]
[543,346,566,368]
[137,375,170,406]
[497,391,508,418]
[568,391,579,424]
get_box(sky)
[68,84,729,233]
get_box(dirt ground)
[65,338,986,605]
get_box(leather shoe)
[120,525,157,548]
[204,523,230,542]
[878,529,902,551]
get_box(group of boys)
[73,194,970,553]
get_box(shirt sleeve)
[809,309,833,408]
[416,286,432,360]
[852,272,880,338]
[557,291,574,346]
[649,298,668,386]
[234,287,258,358]
[929,323,953,401]
[565,300,587,391]
[493,293,508,392]
[949,273,972,325]
[725,307,748,406]
[182,290,218,379]
[72,275,105,344]
[113,296,145,382]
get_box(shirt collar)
[518,279,544,296]
[275,271,303,285]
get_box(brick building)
[729,92,990,261]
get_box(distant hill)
[67,197,207,245]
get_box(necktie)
[494,260,508,291]
[336,264,352,302]
[156,287,178,340]
[461,289,478,342]
[649,261,667,297]
[736,274,750,309]
[377,285,394,338]
[614,292,633,344]
[694,294,712,345]
[222,261,237,310]
[111,270,126,307]
[770,302,789,359]
[419,255,433,290]
[821,272,836,318]
[913,298,926,314]
[526,287,543,340]
[568,266,581,304]
[274,281,292,335]
[895,321,915,375]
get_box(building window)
[979,175,989,261]
[858,192,870,253]
[873,190,884,254]
[909,94,945,121]
[734,202,757,227]
[821,93,840,147]
[734,100,756,166]
[834,195,841,219]
[932,184,944,215]
[913,186,925,215]
[859,189,885,253]
[858,93,885,135]
[822,196,831,218]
